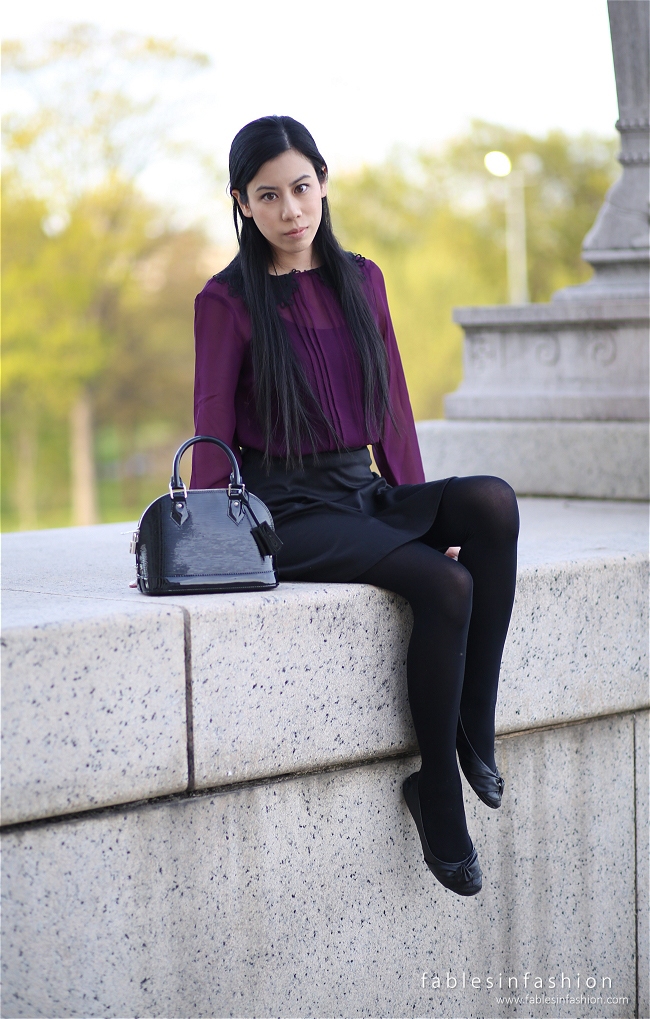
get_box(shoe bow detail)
[402,772,482,897]
[459,856,478,883]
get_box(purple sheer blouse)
[190,258,425,490]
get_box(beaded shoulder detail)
[212,257,245,300]
[270,268,305,308]
[212,253,366,308]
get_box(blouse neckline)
[269,266,322,277]
[211,253,365,308]
[269,264,328,307]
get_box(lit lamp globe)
[484,151,512,177]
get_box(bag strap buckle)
[169,480,189,525]
[169,481,188,501]
[227,482,246,523]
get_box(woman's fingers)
[444,546,461,560]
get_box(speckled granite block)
[498,555,648,733]
[2,509,647,820]
[1,714,637,1018]
[187,554,647,790]
[188,582,414,789]
[635,710,649,1019]
[1,608,188,824]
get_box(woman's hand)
[445,546,460,561]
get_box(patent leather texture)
[456,715,505,809]
[402,772,482,897]
[133,436,280,595]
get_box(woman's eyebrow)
[254,174,311,193]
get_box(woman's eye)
[295,183,308,194]
[261,193,277,202]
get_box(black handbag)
[130,435,282,595]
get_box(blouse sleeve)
[364,261,425,486]
[190,286,247,489]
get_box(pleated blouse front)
[190,257,425,490]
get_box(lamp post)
[484,150,529,304]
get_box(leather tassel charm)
[250,521,283,557]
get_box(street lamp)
[484,150,529,304]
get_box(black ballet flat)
[402,772,482,897]
[456,715,505,809]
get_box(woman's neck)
[268,245,321,275]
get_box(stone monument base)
[445,300,649,422]
[430,294,649,500]
[416,419,649,500]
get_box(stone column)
[417,0,649,501]
[557,0,649,301]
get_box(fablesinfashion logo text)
[420,970,613,991]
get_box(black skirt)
[241,447,452,583]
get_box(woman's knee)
[454,475,519,541]
[485,476,519,536]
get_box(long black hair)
[224,115,393,465]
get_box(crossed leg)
[354,476,519,862]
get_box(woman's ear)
[319,169,328,198]
[231,189,253,218]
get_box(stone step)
[416,419,649,500]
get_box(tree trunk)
[70,389,99,526]
[16,423,38,530]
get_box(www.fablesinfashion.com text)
[420,970,615,992]
[495,993,629,1007]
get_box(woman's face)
[232,148,327,268]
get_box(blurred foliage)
[330,122,618,418]
[0,26,215,529]
[1,170,212,528]
[1,25,214,530]
[2,25,618,529]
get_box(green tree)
[2,25,209,527]
[93,224,214,516]
[330,122,617,419]
[1,170,212,530]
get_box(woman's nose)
[281,195,301,220]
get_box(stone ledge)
[1,498,647,826]
[1,607,188,826]
[186,553,647,793]
[416,420,650,499]
[453,298,650,326]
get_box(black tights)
[354,476,519,862]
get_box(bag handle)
[168,434,283,555]
[170,435,242,495]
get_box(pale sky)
[3,0,618,238]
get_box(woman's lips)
[285,227,307,237]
